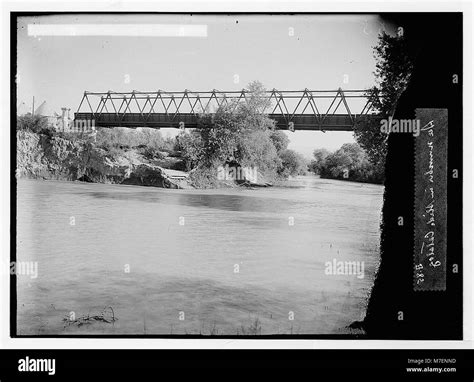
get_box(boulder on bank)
[122,164,191,189]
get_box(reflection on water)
[16,176,384,335]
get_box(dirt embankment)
[16,130,192,189]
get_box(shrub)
[189,164,221,189]
[278,149,307,177]
[315,143,384,184]
[309,148,330,174]
[17,115,52,134]
[175,131,204,171]
[95,127,169,153]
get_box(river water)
[16,176,383,335]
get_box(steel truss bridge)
[74,88,378,131]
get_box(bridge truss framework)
[74,88,379,131]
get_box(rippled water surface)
[16,176,383,335]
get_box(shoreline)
[16,130,383,190]
[16,130,277,190]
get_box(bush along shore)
[16,128,304,189]
[15,124,300,190]
[308,143,385,185]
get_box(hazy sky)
[17,14,391,157]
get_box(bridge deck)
[75,112,365,131]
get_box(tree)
[278,149,307,177]
[175,130,204,170]
[178,80,318,183]
[238,129,280,173]
[353,31,413,168]
[372,32,414,116]
[320,143,363,179]
[239,80,273,119]
[317,143,384,184]
[269,130,290,153]
[195,102,243,165]
[309,148,330,174]
[179,81,282,182]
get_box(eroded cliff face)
[16,131,192,189]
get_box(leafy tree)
[353,31,413,168]
[321,143,364,178]
[239,80,273,118]
[371,32,414,116]
[270,130,290,153]
[178,81,319,183]
[278,149,307,177]
[179,81,288,182]
[309,148,330,174]
[175,130,204,170]
[195,103,242,165]
[318,143,384,184]
[238,129,280,175]
[353,115,386,166]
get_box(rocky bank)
[16,130,193,189]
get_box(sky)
[16,14,392,158]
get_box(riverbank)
[16,130,191,188]
[16,130,275,189]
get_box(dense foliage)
[309,143,384,184]
[308,148,330,174]
[278,149,307,178]
[97,126,173,150]
[17,115,52,135]
[176,81,307,184]
[353,31,413,173]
